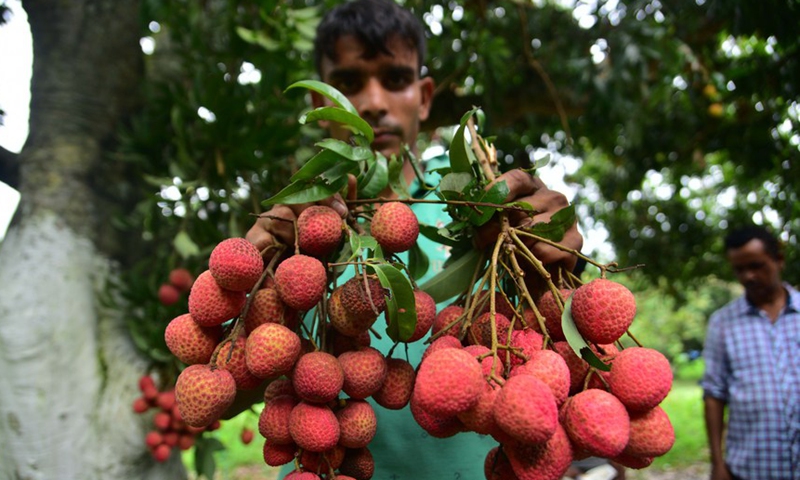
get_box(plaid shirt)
[701,284,800,480]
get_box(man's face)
[314,35,434,159]
[726,238,784,302]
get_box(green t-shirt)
[280,155,496,479]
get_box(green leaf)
[291,149,352,182]
[561,296,610,372]
[449,107,481,174]
[408,242,430,280]
[174,231,200,259]
[316,138,373,161]
[194,436,225,479]
[235,26,279,51]
[301,107,374,143]
[387,156,411,199]
[371,262,417,342]
[464,180,509,226]
[418,223,463,247]
[420,249,483,303]
[439,172,474,195]
[358,155,389,198]
[262,176,348,205]
[285,80,357,115]
[524,204,576,242]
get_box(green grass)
[649,379,709,469]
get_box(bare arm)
[704,396,731,480]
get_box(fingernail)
[332,200,348,217]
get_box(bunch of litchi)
[132,375,220,463]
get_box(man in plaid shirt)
[701,225,800,480]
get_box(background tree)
[0,0,797,477]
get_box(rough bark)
[0,1,186,478]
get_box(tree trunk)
[0,1,185,478]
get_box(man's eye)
[333,79,361,95]
[383,76,412,91]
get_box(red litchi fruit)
[469,312,512,348]
[536,288,573,341]
[177,434,195,451]
[132,397,150,414]
[608,347,673,412]
[244,286,299,334]
[175,364,237,428]
[291,351,344,403]
[259,394,299,444]
[457,383,501,435]
[209,237,264,292]
[413,348,485,417]
[562,389,630,458]
[158,283,181,306]
[162,431,179,447]
[217,336,263,390]
[509,349,570,406]
[274,254,327,311]
[409,391,466,438]
[263,377,296,404]
[338,346,387,400]
[340,276,386,319]
[245,322,302,379]
[421,335,463,363]
[283,471,321,480]
[372,357,416,410]
[297,205,344,258]
[188,270,247,327]
[336,399,377,448]
[328,286,378,337]
[624,405,675,457]
[570,278,636,344]
[507,327,544,368]
[299,445,345,472]
[169,267,195,292]
[432,304,464,337]
[145,431,163,448]
[338,447,375,480]
[463,344,503,378]
[493,374,558,445]
[484,447,517,480]
[263,440,298,467]
[288,401,340,452]
[505,423,574,480]
[156,390,176,411]
[370,201,419,253]
[329,326,372,356]
[584,343,619,391]
[552,341,590,394]
[153,411,171,431]
[139,375,156,393]
[404,289,437,342]
[240,428,254,445]
[151,443,172,462]
[164,313,222,365]
[612,452,655,470]
[475,290,517,323]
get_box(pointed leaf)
[524,204,576,242]
[420,249,483,303]
[285,80,357,115]
[371,263,417,342]
[262,176,348,205]
[408,242,430,280]
[290,149,345,182]
[316,138,373,161]
[301,107,374,143]
[174,231,200,259]
[358,155,389,198]
[561,296,610,371]
[448,107,481,174]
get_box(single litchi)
[624,405,675,457]
[370,201,419,253]
[169,268,195,292]
[329,326,372,356]
[259,394,300,444]
[372,357,416,410]
[338,447,375,480]
[505,423,574,480]
[432,304,464,337]
[209,237,264,292]
[329,286,378,337]
[421,335,463,363]
[484,446,517,480]
[562,389,630,458]
[340,276,386,319]
[536,288,572,341]
[217,336,263,390]
[338,346,387,400]
[132,397,150,414]
[413,348,484,417]
[409,391,465,438]
[507,327,544,367]
[263,377,296,404]
[291,351,344,403]
[244,286,299,334]
[509,349,571,406]
[274,254,327,311]
[299,444,345,472]
[570,278,636,344]
[463,344,503,378]
[263,440,298,467]
[335,399,377,448]
[188,270,247,327]
[612,452,655,470]
[493,374,558,444]
[175,364,237,428]
[151,443,172,463]
[552,341,591,394]
[245,323,302,379]
[608,347,673,412]
[469,312,512,348]
[404,289,437,342]
[457,383,501,435]
[158,283,181,306]
[288,401,340,452]
[164,313,222,365]
[297,205,344,258]
[156,391,176,411]
[240,428,254,445]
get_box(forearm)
[704,396,727,467]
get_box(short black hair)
[314,0,427,76]
[724,225,782,259]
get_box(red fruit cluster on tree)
[158,268,196,306]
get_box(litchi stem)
[468,117,497,182]
[626,329,643,347]
[488,227,505,363]
[507,251,551,344]
[509,230,561,302]
[344,197,531,214]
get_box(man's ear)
[417,76,435,122]
[310,90,330,128]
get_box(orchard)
[155,83,675,479]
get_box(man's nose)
[356,78,388,120]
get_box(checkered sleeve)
[701,311,730,401]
